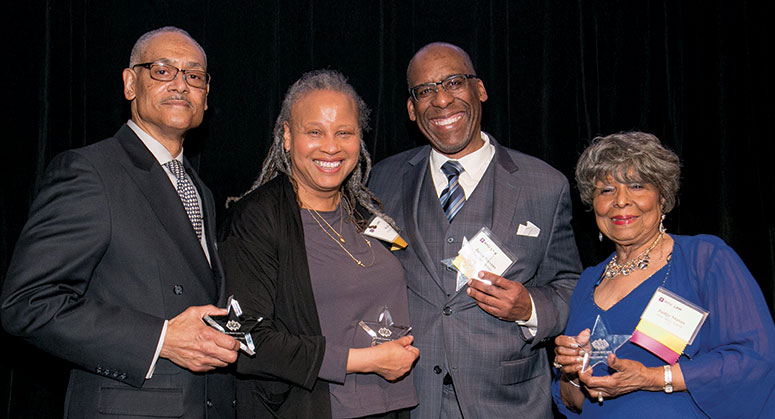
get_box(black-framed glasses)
[409,74,477,101]
[132,62,210,89]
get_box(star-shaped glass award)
[358,306,411,346]
[580,315,630,372]
[202,296,263,356]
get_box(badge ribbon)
[630,287,708,364]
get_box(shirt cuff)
[515,293,537,337]
[145,319,168,379]
[318,342,349,384]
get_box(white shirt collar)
[429,131,496,197]
[127,119,183,165]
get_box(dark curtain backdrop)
[2,0,773,417]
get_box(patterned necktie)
[164,159,203,239]
[439,160,466,222]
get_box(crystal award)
[580,315,630,372]
[203,295,263,356]
[358,305,411,346]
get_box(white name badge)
[364,216,407,250]
[451,227,516,283]
[630,286,708,364]
[454,237,471,291]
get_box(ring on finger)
[552,360,563,369]
[597,391,604,403]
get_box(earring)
[598,232,603,242]
[659,214,666,233]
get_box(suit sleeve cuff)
[145,319,168,379]
[515,293,537,338]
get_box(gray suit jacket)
[369,137,581,418]
[1,125,235,418]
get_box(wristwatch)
[663,365,673,393]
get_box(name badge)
[447,227,516,291]
[630,287,708,364]
[364,216,407,251]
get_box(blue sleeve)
[551,370,581,417]
[550,267,598,417]
[679,237,775,417]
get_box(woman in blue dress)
[551,131,775,417]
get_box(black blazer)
[218,175,332,419]
[1,125,235,418]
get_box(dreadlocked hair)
[227,69,398,232]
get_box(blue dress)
[552,235,775,418]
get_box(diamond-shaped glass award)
[358,306,411,346]
[580,315,630,372]
[203,296,263,356]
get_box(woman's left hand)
[579,353,661,399]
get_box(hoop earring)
[598,231,604,242]
[659,214,666,233]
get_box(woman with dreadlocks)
[219,70,418,419]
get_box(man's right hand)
[160,305,240,372]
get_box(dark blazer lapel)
[115,125,213,280]
[490,138,522,241]
[402,147,445,291]
[185,160,227,301]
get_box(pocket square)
[516,221,540,237]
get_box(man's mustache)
[161,95,193,106]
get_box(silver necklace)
[602,231,664,279]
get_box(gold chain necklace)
[308,201,345,243]
[304,200,375,268]
[603,231,664,279]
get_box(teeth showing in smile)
[432,114,463,126]
[315,160,342,169]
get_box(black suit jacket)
[1,124,235,418]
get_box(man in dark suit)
[369,42,582,418]
[1,26,239,418]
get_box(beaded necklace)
[602,231,664,280]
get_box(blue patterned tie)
[439,160,465,222]
[164,159,203,239]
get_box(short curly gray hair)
[575,131,681,213]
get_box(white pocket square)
[516,221,540,237]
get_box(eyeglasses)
[132,62,210,89]
[409,74,477,101]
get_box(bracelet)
[663,365,673,393]
[562,373,581,388]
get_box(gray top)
[301,203,417,418]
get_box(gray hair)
[575,131,681,213]
[129,26,207,68]
[233,69,395,230]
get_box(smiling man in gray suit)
[369,42,582,418]
[1,27,238,418]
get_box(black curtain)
[2,1,773,417]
